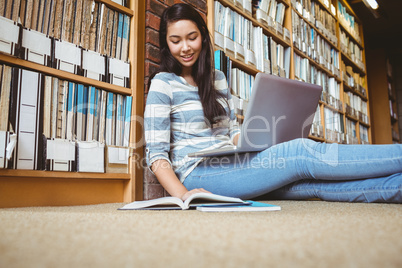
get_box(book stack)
[0,63,132,172]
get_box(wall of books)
[208,0,371,145]
[0,0,145,207]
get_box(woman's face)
[166,19,202,73]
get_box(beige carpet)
[0,201,401,268]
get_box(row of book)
[0,15,130,87]
[310,105,324,138]
[214,0,290,73]
[0,63,132,171]
[0,0,130,62]
[294,52,342,111]
[346,117,369,144]
[389,100,398,122]
[252,0,289,39]
[392,129,399,144]
[324,107,344,143]
[342,60,367,98]
[337,0,362,45]
[292,0,337,47]
[292,10,340,77]
[254,27,291,77]
[309,105,369,145]
[344,91,369,125]
[340,29,365,71]
[214,50,253,124]
[360,125,369,144]
[345,118,358,144]
[310,105,348,144]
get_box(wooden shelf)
[338,22,363,49]
[0,0,145,207]
[341,51,365,76]
[102,0,134,16]
[309,135,326,142]
[0,169,130,180]
[0,53,132,95]
[230,56,260,76]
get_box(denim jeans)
[183,139,402,203]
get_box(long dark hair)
[156,3,228,125]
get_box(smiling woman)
[166,20,202,85]
[144,3,402,204]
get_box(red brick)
[144,184,165,200]
[146,28,159,47]
[144,168,160,184]
[185,0,207,12]
[148,0,167,17]
[145,60,160,77]
[145,44,161,64]
[146,12,161,31]
[165,0,175,5]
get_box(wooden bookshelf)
[207,0,371,145]
[0,0,145,207]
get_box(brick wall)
[143,0,208,200]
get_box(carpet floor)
[0,201,401,268]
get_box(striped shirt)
[144,70,240,182]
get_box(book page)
[184,193,245,208]
[119,197,185,210]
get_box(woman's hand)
[180,188,211,201]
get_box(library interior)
[1,2,402,268]
[0,0,401,206]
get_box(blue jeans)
[183,139,402,203]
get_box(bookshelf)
[0,0,145,207]
[366,48,400,144]
[387,62,400,144]
[207,0,371,145]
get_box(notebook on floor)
[188,73,322,158]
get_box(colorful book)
[196,201,281,212]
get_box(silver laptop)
[188,72,322,158]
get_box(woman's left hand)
[181,188,211,201]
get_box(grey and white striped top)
[144,70,240,182]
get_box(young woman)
[144,3,402,203]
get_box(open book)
[118,193,249,210]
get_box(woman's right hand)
[181,188,211,201]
